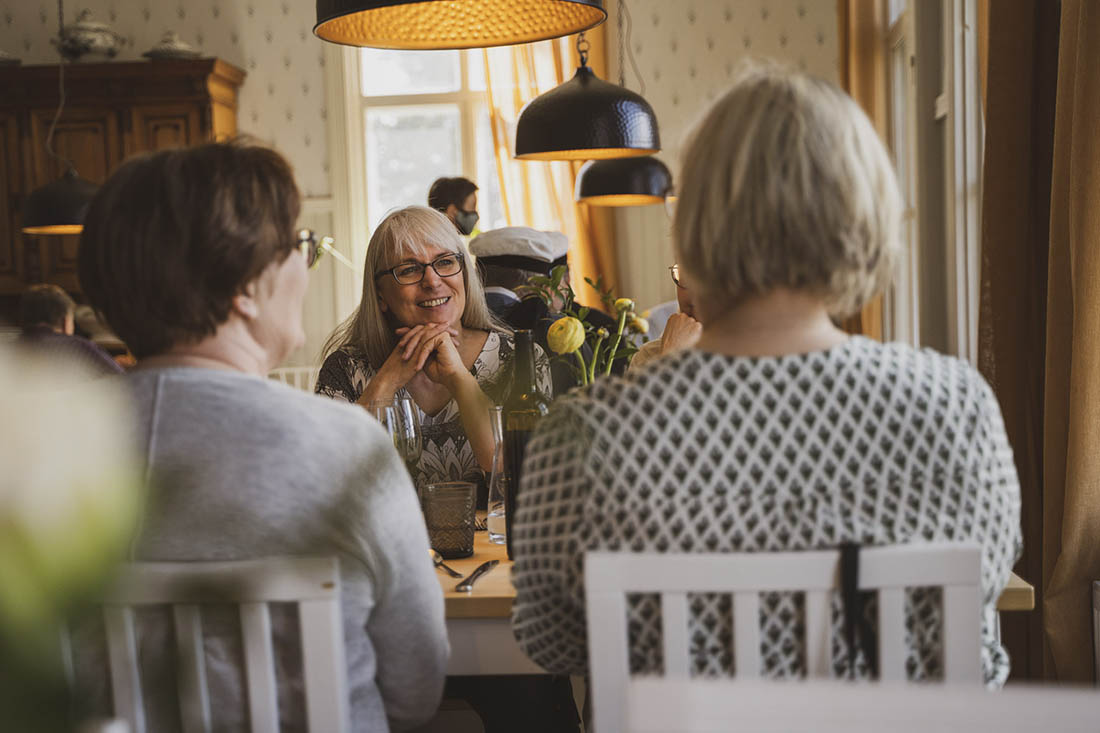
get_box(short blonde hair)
[323,206,504,368]
[674,64,903,317]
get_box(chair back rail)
[70,556,348,733]
[625,678,1100,733]
[585,543,982,733]
[268,367,320,392]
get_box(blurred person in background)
[628,264,702,371]
[17,284,122,376]
[76,140,448,731]
[428,176,480,236]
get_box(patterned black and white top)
[316,331,552,494]
[511,337,1022,686]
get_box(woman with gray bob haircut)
[511,65,1021,686]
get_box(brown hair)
[78,140,301,358]
[19,283,75,331]
[427,177,478,212]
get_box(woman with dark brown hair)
[75,141,449,731]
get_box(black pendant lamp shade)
[314,0,606,49]
[515,65,659,161]
[21,168,99,235]
[576,155,670,206]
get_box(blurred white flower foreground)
[0,347,142,657]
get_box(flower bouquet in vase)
[524,265,649,387]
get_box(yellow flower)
[614,298,635,314]
[596,327,610,340]
[627,315,650,335]
[547,316,586,354]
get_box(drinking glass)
[422,481,476,559]
[365,402,400,452]
[485,405,508,544]
[394,397,423,472]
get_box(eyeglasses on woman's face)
[296,229,332,270]
[375,252,465,286]
[669,264,685,289]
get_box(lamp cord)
[619,0,644,95]
[43,0,72,174]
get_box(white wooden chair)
[585,543,983,733]
[268,366,320,392]
[624,678,1100,733]
[66,556,349,733]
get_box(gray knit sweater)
[75,367,448,731]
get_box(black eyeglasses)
[375,252,465,285]
[669,264,684,289]
[296,229,332,270]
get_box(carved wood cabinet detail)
[0,58,245,294]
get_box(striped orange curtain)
[482,27,618,309]
[836,0,888,340]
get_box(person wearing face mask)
[428,176,480,236]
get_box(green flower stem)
[604,310,629,376]
[573,350,589,386]
[589,334,606,383]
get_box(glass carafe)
[486,405,509,545]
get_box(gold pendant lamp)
[314,0,607,49]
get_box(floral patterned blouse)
[315,330,553,499]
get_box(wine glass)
[394,397,423,473]
[365,402,401,451]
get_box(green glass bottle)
[503,330,550,560]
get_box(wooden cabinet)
[0,58,245,296]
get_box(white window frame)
[323,47,494,321]
[941,0,983,364]
[884,5,921,347]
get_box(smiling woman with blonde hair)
[317,205,550,500]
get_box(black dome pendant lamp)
[314,0,606,50]
[575,0,670,206]
[21,0,98,235]
[575,155,670,206]
[514,32,659,161]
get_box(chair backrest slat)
[298,599,350,733]
[877,588,907,681]
[942,585,982,683]
[239,602,279,733]
[803,590,831,676]
[660,592,691,677]
[731,591,761,679]
[103,606,146,733]
[81,557,343,732]
[586,543,983,733]
[173,604,211,733]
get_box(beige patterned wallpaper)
[607,0,839,310]
[0,0,331,198]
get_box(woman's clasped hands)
[379,322,466,389]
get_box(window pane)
[888,0,906,26]
[467,49,486,92]
[476,105,507,230]
[365,105,461,231]
[360,48,461,96]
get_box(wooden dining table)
[436,534,1036,675]
[437,532,543,675]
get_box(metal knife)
[454,559,499,592]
